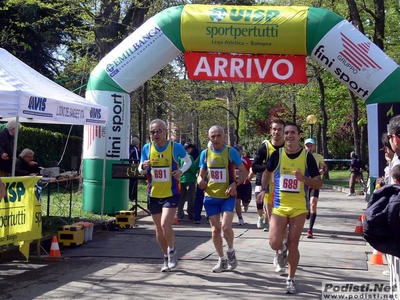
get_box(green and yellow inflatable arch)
[83,5,399,214]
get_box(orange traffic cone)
[48,236,62,259]
[173,213,179,225]
[361,214,366,229]
[354,216,363,234]
[369,249,384,265]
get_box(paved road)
[0,188,389,299]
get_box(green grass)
[323,170,349,188]
[323,170,367,193]
[40,181,149,235]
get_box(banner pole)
[100,127,107,221]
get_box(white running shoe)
[284,279,297,294]
[277,243,288,269]
[161,256,170,272]
[257,217,264,228]
[168,249,178,269]
[227,250,238,270]
[212,258,228,273]
[273,253,285,273]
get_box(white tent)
[0,48,108,125]
[0,48,109,175]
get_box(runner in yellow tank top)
[197,125,249,273]
[251,119,285,231]
[257,122,322,295]
[139,119,192,273]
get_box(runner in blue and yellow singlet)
[257,122,322,295]
[139,119,192,273]
[197,125,248,273]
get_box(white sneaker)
[238,218,244,225]
[284,279,297,294]
[168,249,178,269]
[227,250,238,270]
[212,258,228,273]
[161,256,170,272]
[273,253,285,273]
[277,243,288,269]
[257,217,264,228]
[347,193,356,196]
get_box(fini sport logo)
[208,7,280,23]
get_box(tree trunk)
[349,90,361,157]
[346,0,365,32]
[78,1,151,194]
[94,0,151,60]
[315,67,330,179]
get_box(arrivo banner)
[184,52,307,83]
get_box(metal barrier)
[324,159,351,162]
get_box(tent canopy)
[0,48,108,125]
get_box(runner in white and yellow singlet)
[257,122,322,294]
[139,119,192,273]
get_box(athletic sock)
[309,213,317,230]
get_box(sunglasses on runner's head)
[150,129,163,135]
[387,134,399,140]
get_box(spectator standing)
[348,151,363,196]
[138,119,192,272]
[234,144,253,225]
[193,142,210,224]
[15,148,41,176]
[0,120,19,176]
[177,143,196,221]
[129,136,140,201]
[387,115,400,184]
[377,133,395,188]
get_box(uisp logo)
[90,107,102,119]
[209,8,227,22]
[28,97,46,111]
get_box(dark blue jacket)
[0,128,13,174]
[363,184,400,257]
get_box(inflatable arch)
[83,4,400,214]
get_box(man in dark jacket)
[348,151,363,196]
[15,148,41,176]
[129,136,140,201]
[0,120,18,176]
